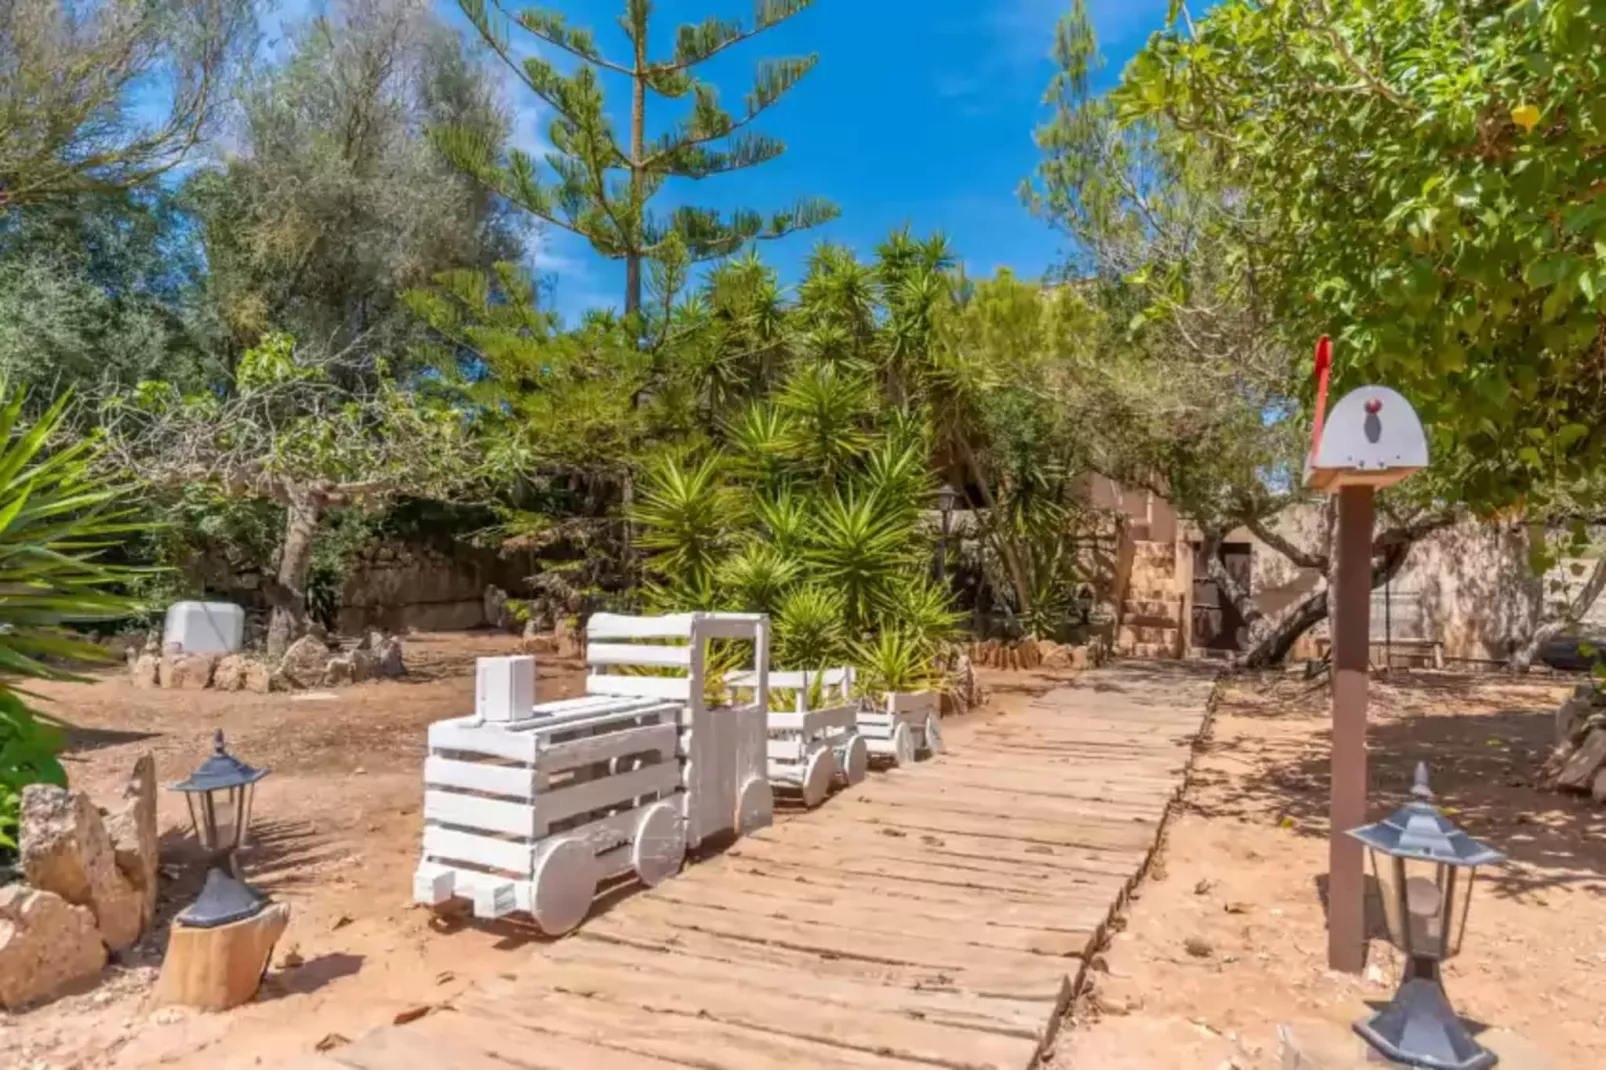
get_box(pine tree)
[446,0,839,319]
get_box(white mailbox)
[163,601,245,654]
[1304,386,1429,492]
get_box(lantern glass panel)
[1402,858,1448,958]
[1445,864,1476,960]
[1369,849,1406,947]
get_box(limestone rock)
[1593,767,1606,805]
[554,616,583,659]
[161,651,218,690]
[102,754,159,927]
[19,785,144,951]
[1041,641,1074,670]
[322,654,355,687]
[243,660,273,694]
[1556,692,1596,745]
[484,585,510,631]
[278,634,331,690]
[212,653,249,692]
[375,635,406,678]
[350,647,379,683]
[0,885,107,1009]
[1556,728,1606,791]
[130,653,159,689]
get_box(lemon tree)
[1119,0,1606,511]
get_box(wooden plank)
[724,837,1132,900]
[702,860,1122,918]
[457,986,941,1070]
[411,1006,690,1070]
[583,894,1080,981]
[535,759,678,828]
[587,674,693,702]
[588,642,694,669]
[651,874,1104,953]
[696,614,767,640]
[581,912,1066,1002]
[427,719,538,763]
[552,935,1052,1039]
[515,953,1037,1068]
[851,782,1166,826]
[424,790,534,838]
[538,722,680,774]
[817,802,1158,852]
[588,613,696,639]
[421,825,530,874]
[423,756,536,800]
[742,821,1145,878]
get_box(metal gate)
[1192,542,1252,652]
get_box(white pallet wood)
[417,613,774,930]
[422,825,532,875]
[533,760,680,828]
[587,613,696,640]
[587,642,693,669]
[476,656,536,722]
[425,789,536,838]
[586,673,693,702]
[536,721,679,773]
[424,756,537,799]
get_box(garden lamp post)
[1303,335,1430,973]
[935,483,958,584]
[170,730,271,928]
[1347,763,1506,1070]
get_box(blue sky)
[259,1,1179,322]
[442,0,1180,322]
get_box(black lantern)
[935,483,958,584]
[1346,763,1505,1070]
[172,730,268,870]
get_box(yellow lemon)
[1512,104,1540,132]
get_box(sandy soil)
[0,635,1059,1070]
[1057,671,1606,1070]
[1,631,598,1070]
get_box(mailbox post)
[1302,337,1429,973]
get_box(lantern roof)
[1346,763,1505,868]
[176,867,269,929]
[171,729,268,794]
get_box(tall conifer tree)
[445,0,838,318]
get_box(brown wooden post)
[1328,483,1374,972]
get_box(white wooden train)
[412,612,772,934]
[729,666,868,809]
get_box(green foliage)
[0,0,254,213]
[444,0,838,314]
[852,629,942,699]
[186,0,522,368]
[1116,0,1606,511]
[0,388,143,853]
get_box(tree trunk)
[625,16,647,319]
[1511,554,1606,672]
[266,497,321,659]
[1240,539,1413,669]
[953,434,1032,617]
[1200,529,1271,644]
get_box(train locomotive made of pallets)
[412,612,773,934]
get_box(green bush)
[0,389,142,857]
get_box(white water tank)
[163,601,245,655]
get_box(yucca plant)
[772,584,849,669]
[716,541,801,615]
[750,488,810,556]
[774,363,877,479]
[631,454,735,592]
[805,487,925,633]
[0,390,145,853]
[881,574,966,650]
[852,629,944,700]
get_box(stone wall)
[198,540,531,638]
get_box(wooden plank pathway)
[305,661,1216,1070]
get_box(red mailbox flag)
[1310,335,1333,463]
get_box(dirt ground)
[7,646,1603,1069]
[1059,671,1606,1070]
[0,634,1062,1070]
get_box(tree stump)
[156,903,291,1011]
